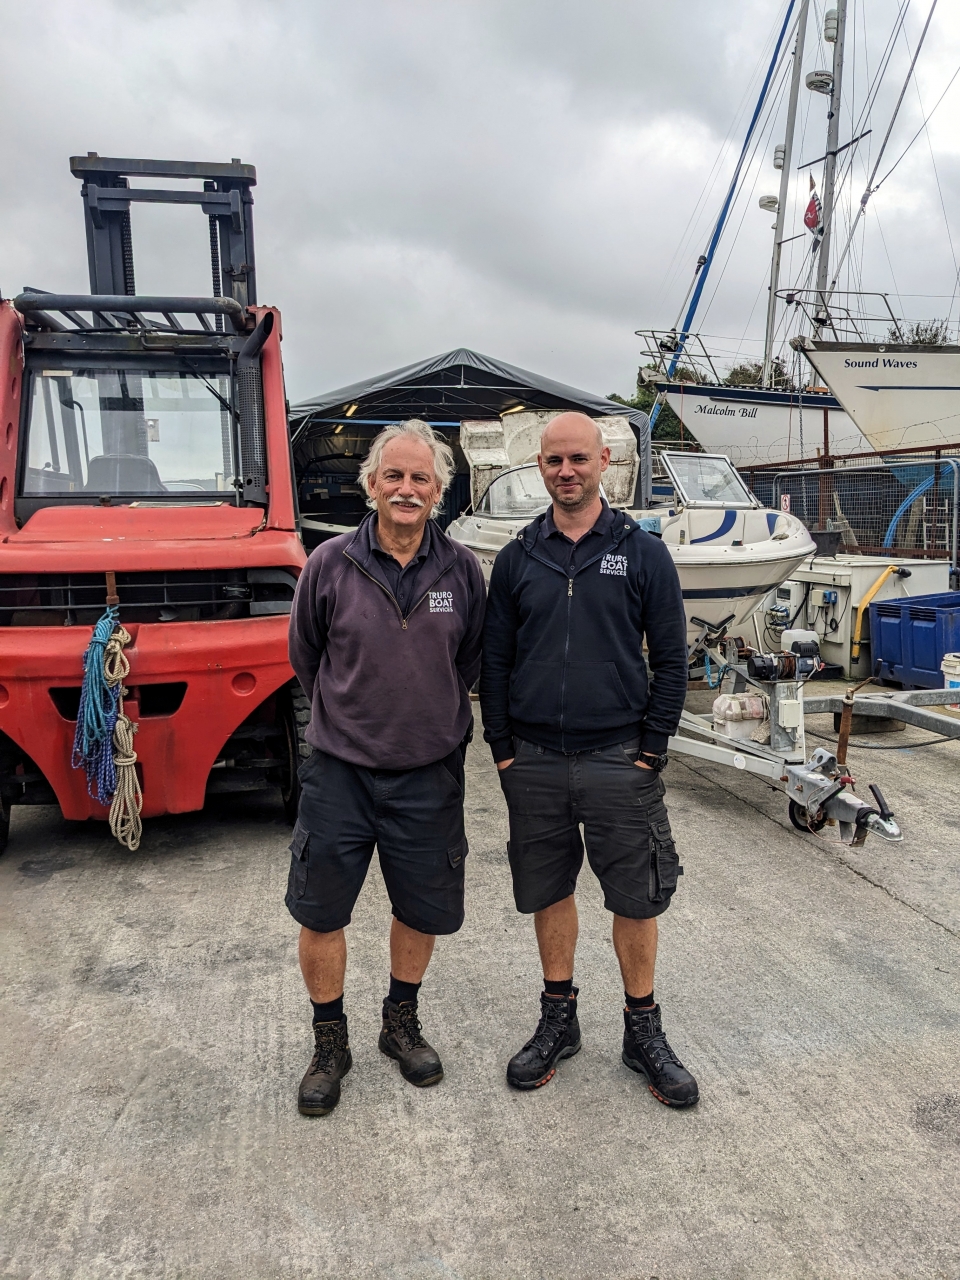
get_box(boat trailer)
[668,640,960,847]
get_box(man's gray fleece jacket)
[288,515,486,771]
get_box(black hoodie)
[479,504,687,761]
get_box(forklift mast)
[69,152,257,307]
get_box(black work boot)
[298,1017,352,1116]
[379,1000,444,1087]
[622,1004,699,1107]
[506,989,581,1090]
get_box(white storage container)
[712,693,766,740]
[941,653,960,711]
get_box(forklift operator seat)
[84,454,167,494]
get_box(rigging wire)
[872,62,960,190]
[827,0,938,299]
[774,0,914,341]
[782,0,912,329]
[657,0,798,363]
[655,4,800,310]
[698,54,795,332]
[873,204,905,320]
[748,0,907,352]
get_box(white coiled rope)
[102,626,143,851]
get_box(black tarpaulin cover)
[290,347,650,503]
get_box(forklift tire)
[0,798,9,857]
[281,682,313,825]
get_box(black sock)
[625,990,655,1009]
[544,978,574,998]
[388,975,421,1005]
[311,995,344,1024]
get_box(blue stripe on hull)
[690,511,737,543]
[656,383,844,410]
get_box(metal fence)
[740,455,960,569]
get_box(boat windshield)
[21,367,236,498]
[659,452,755,508]
[478,466,550,518]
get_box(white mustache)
[388,494,425,508]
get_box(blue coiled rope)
[71,604,121,802]
[704,652,729,690]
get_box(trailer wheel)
[788,800,827,834]
[280,682,312,824]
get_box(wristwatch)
[638,750,669,773]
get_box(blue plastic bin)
[870,591,960,688]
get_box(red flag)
[804,174,823,233]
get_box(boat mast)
[826,0,940,304]
[648,0,798,432]
[762,0,810,388]
[814,0,848,324]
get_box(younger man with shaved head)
[480,411,697,1106]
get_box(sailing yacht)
[794,335,960,453]
[785,2,960,453]
[643,0,933,465]
[640,332,866,465]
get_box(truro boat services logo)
[600,553,628,577]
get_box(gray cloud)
[2,0,959,402]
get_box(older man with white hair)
[287,419,485,1116]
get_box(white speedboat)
[448,449,815,652]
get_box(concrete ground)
[1,707,958,1280]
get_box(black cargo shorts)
[498,738,682,918]
[285,747,468,936]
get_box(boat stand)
[668,662,960,847]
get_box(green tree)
[885,317,951,345]
[608,387,685,442]
[723,358,794,389]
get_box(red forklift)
[0,154,309,852]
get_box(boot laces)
[643,1032,681,1073]
[629,1014,682,1073]
[391,1002,428,1051]
[310,1021,343,1074]
[526,999,569,1059]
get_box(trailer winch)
[669,634,960,847]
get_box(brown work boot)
[298,1017,352,1115]
[378,999,444,1087]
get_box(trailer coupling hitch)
[785,749,902,847]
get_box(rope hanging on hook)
[71,605,122,802]
[70,599,143,851]
[103,625,143,852]
[109,697,142,852]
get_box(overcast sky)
[3,0,960,403]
